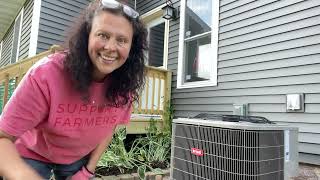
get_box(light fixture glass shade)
[162,5,175,20]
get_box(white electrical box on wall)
[233,104,247,116]
[286,94,304,112]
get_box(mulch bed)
[95,166,138,177]
[95,161,168,177]
[291,163,320,180]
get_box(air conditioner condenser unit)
[170,114,299,180]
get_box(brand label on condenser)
[191,148,204,156]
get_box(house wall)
[35,0,169,53]
[168,0,320,165]
[36,0,90,53]
[136,0,166,14]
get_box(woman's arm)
[0,130,42,180]
[85,127,115,173]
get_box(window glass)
[184,35,211,82]
[148,22,165,67]
[185,0,212,38]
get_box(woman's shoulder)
[28,51,68,79]
[30,52,66,73]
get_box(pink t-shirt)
[0,52,132,164]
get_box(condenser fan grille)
[171,123,285,180]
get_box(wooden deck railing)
[0,45,60,111]
[0,45,172,134]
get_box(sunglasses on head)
[101,0,139,19]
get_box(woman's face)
[88,11,133,81]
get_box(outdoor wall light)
[162,0,177,20]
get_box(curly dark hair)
[63,1,147,107]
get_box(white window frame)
[141,4,169,70]
[177,0,220,89]
[146,17,167,69]
[11,7,24,63]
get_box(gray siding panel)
[220,25,320,54]
[299,143,320,155]
[172,84,320,97]
[219,16,319,47]
[219,3,320,36]
[37,0,90,53]
[219,35,320,61]
[137,0,166,14]
[220,0,296,22]
[219,55,320,76]
[19,0,33,60]
[299,153,320,166]
[170,0,320,164]
[0,25,14,67]
[299,133,320,144]
[219,63,320,82]
[220,0,318,28]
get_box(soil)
[291,163,320,180]
[95,161,168,177]
[150,161,168,169]
[95,166,138,177]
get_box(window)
[177,0,220,89]
[146,17,166,68]
[141,5,170,69]
[11,8,24,64]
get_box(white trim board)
[11,7,24,63]
[140,3,166,21]
[29,0,41,57]
[141,4,169,70]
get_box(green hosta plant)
[134,118,171,171]
[97,128,153,179]
[97,128,141,174]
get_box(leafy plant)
[134,118,171,170]
[97,102,174,179]
[162,100,174,135]
[97,128,154,179]
[97,128,142,174]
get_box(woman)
[0,0,147,179]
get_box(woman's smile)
[99,53,117,63]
